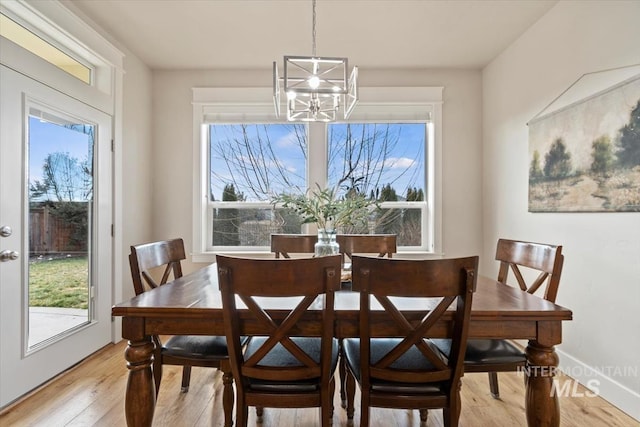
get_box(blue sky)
[209,123,425,201]
[28,117,92,199]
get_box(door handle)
[0,225,12,237]
[0,250,19,262]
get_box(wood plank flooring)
[0,340,636,426]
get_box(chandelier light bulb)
[308,75,320,89]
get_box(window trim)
[192,87,443,262]
[1,1,124,113]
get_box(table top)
[113,263,573,323]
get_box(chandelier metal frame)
[273,0,358,122]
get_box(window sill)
[192,250,443,264]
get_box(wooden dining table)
[112,262,572,427]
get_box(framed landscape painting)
[528,74,640,212]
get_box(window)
[0,13,92,84]
[193,87,442,261]
[327,122,428,248]
[208,123,307,247]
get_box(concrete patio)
[28,307,88,347]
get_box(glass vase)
[314,228,340,257]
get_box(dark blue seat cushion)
[162,335,235,359]
[243,337,339,391]
[342,338,447,394]
[431,338,526,365]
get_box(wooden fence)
[29,205,86,254]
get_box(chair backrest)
[336,234,397,262]
[270,234,317,258]
[129,238,186,295]
[217,254,342,384]
[495,238,564,303]
[351,255,477,389]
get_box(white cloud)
[276,131,301,148]
[383,157,415,169]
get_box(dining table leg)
[525,339,560,427]
[123,318,155,427]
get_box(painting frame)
[528,72,640,213]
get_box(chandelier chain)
[312,0,317,57]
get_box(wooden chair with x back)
[129,238,236,426]
[343,255,478,426]
[334,234,397,407]
[336,234,397,263]
[432,238,564,399]
[217,254,342,427]
[270,233,317,258]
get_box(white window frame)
[192,87,443,263]
[1,1,122,114]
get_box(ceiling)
[67,0,557,70]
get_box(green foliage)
[401,187,424,246]
[406,187,424,202]
[29,256,88,309]
[530,150,544,181]
[272,185,378,231]
[379,184,397,202]
[404,186,424,223]
[590,135,615,175]
[212,183,242,246]
[544,138,573,179]
[617,99,640,168]
[376,184,400,235]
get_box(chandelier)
[273,0,358,122]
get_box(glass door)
[0,65,112,408]
[27,109,94,348]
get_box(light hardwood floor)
[0,340,636,426]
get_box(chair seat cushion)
[431,338,526,365]
[244,337,339,392]
[162,335,231,359]
[342,338,447,393]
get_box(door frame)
[0,1,124,408]
[0,64,112,407]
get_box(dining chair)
[335,234,397,263]
[343,255,478,427]
[270,233,317,258]
[129,239,234,408]
[217,254,342,427]
[334,234,397,407]
[432,238,564,399]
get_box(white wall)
[152,68,483,273]
[120,50,153,302]
[483,0,640,419]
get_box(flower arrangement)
[271,185,377,231]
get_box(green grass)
[29,256,89,309]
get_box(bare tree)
[210,124,307,200]
[209,123,425,245]
[29,124,94,252]
[30,152,91,202]
[328,124,422,198]
[210,123,423,200]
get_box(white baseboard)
[557,349,640,421]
